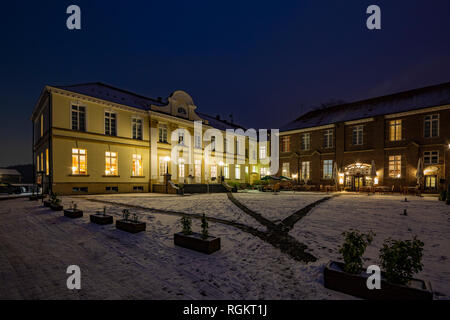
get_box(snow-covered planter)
[323,261,433,300]
[174,214,221,254]
[63,202,83,218]
[174,232,221,254]
[43,199,52,207]
[90,207,113,225]
[116,209,146,233]
[50,204,63,211]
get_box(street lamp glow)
[218,161,224,166]
[163,156,171,162]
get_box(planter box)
[116,219,146,233]
[43,200,52,207]
[174,232,221,254]
[50,204,63,211]
[323,261,433,300]
[90,214,113,225]
[64,209,83,219]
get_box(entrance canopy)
[344,163,371,176]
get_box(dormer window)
[178,107,187,115]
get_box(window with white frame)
[159,124,168,143]
[323,160,333,179]
[260,167,268,177]
[105,112,117,136]
[72,105,86,131]
[389,155,401,178]
[211,136,216,151]
[324,129,333,148]
[235,165,241,179]
[259,145,266,159]
[281,136,290,152]
[211,165,217,179]
[389,120,402,141]
[352,125,363,145]
[132,117,143,140]
[159,157,168,176]
[195,133,202,149]
[178,161,185,178]
[224,165,230,179]
[105,151,118,176]
[424,151,439,165]
[301,133,310,150]
[194,159,201,182]
[301,161,310,181]
[282,162,290,176]
[71,148,87,175]
[424,114,439,138]
[132,154,143,176]
[178,130,185,145]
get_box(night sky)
[0,0,449,167]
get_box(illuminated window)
[301,161,310,181]
[72,149,87,175]
[105,151,118,176]
[194,159,201,182]
[71,105,86,131]
[301,133,310,150]
[178,160,185,178]
[159,158,168,176]
[389,155,401,178]
[132,118,143,140]
[159,124,168,143]
[235,165,241,179]
[282,162,290,176]
[352,125,364,145]
[323,160,333,179]
[211,165,217,178]
[105,112,117,136]
[424,114,439,138]
[132,154,143,176]
[259,145,266,159]
[260,167,268,177]
[424,151,439,165]
[224,165,229,179]
[281,136,290,152]
[389,120,402,141]
[252,166,257,173]
[46,148,49,175]
[40,153,44,172]
[36,155,39,172]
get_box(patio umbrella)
[416,158,424,186]
[261,175,280,181]
[332,161,338,186]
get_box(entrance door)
[353,176,364,191]
[424,175,437,191]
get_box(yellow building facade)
[31,83,270,195]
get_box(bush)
[180,216,192,235]
[338,229,375,274]
[379,236,424,285]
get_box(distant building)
[31,83,270,195]
[0,169,22,183]
[278,82,450,192]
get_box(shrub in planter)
[64,202,83,218]
[174,214,221,254]
[379,236,424,285]
[49,193,63,211]
[116,209,146,233]
[90,206,113,225]
[338,229,375,274]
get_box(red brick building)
[278,82,450,193]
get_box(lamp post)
[163,156,171,193]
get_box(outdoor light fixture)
[339,178,344,185]
[397,173,401,178]
[374,177,379,185]
[292,174,298,179]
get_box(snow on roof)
[281,82,450,132]
[197,112,246,131]
[53,82,168,111]
[0,169,21,176]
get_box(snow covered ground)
[0,197,345,300]
[0,193,448,300]
[289,194,450,300]
[234,191,329,222]
[79,193,266,231]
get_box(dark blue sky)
[0,0,449,166]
